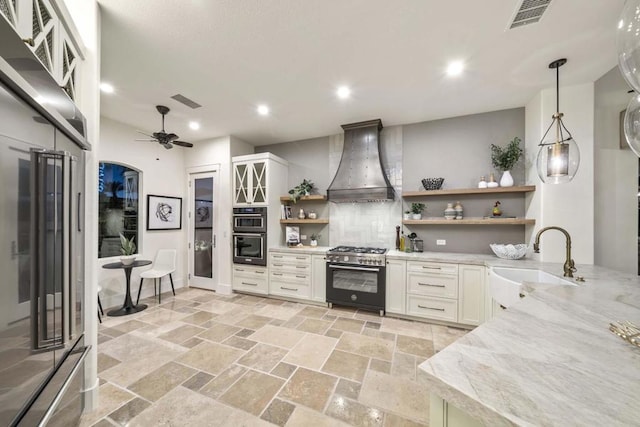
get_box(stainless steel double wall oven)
[232,207,267,266]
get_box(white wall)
[594,67,638,274]
[62,0,100,411]
[525,83,595,265]
[98,117,187,308]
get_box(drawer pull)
[273,255,283,259]
[296,266,307,269]
[418,283,445,288]
[295,257,306,260]
[256,270,264,274]
[273,273,283,276]
[422,266,441,270]
[235,268,244,272]
[241,281,258,286]
[281,286,298,291]
[418,305,445,311]
[273,263,283,267]
[295,275,306,279]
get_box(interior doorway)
[188,170,218,290]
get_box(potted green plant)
[490,136,523,187]
[288,179,314,203]
[310,233,321,247]
[410,202,425,220]
[119,233,137,265]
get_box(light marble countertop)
[269,246,331,255]
[418,261,640,426]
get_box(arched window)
[98,162,140,258]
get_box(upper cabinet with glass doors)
[0,0,82,101]
[232,153,288,207]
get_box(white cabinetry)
[0,0,81,100]
[269,253,311,299]
[406,261,459,323]
[232,264,268,295]
[311,254,326,303]
[232,153,287,207]
[385,259,406,314]
[458,265,486,326]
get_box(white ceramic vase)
[500,170,514,187]
[120,255,136,265]
[310,240,318,247]
[411,213,422,220]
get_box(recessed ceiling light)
[446,61,464,77]
[257,105,270,116]
[100,82,114,93]
[189,121,200,130]
[337,86,351,99]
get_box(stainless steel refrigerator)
[0,16,91,427]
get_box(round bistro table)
[102,260,152,316]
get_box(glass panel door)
[189,171,216,290]
[233,163,248,205]
[251,161,266,204]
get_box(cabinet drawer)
[269,281,311,299]
[270,262,311,274]
[407,295,457,322]
[232,265,267,280]
[407,261,458,276]
[270,271,310,285]
[233,275,268,294]
[407,272,458,298]
[270,253,311,265]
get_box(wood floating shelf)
[403,217,535,225]
[402,185,536,197]
[279,195,327,202]
[280,219,329,224]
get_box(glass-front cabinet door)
[233,160,268,206]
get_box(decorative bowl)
[421,177,444,190]
[489,243,528,260]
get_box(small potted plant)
[410,202,425,220]
[490,136,523,187]
[288,179,314,203]
[119,233,137,265]
[310,233,321,247]
[403,210,411,220]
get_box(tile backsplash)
[329,126,403,248]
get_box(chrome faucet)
[533,226,576,278]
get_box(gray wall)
[594,67,638,274]
[403,108,526,253]
[258,108,526,253]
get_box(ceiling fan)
[136,105,194,149]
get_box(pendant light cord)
[556,64,560,114]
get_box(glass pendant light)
[617,0,640,155]
[535,58,580,184]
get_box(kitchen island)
[417,261,640,426]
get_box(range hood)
[327,119,394,203]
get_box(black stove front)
[326,246,386,316]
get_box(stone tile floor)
[82,288,469,426]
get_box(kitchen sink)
[489,267,576,308]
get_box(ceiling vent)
[509,0,551,29]
[170,94,202,109]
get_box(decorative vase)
[310,239,318,247]
[478,176,488,189]
[403,213,411,220]
[500,170,514,187]
[454,201,463,220]
[120,255,136,265]
[298,208,305,219]
[444,203,456,220]
[487,172,499,188]
[308,211,317,219]
[411,213,422,220]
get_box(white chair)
[137,249,177,304]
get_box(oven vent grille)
[509,0,551,29]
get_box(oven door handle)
[329,265,380,273]
[234,233,264,237]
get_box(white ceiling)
[98,0,624,146]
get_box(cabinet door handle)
[281,286,298,291]
[241,281,257,286]
[418,283,445,287]
[418,305,445,311]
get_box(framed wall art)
[147,195,182,230]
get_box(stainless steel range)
[326,246,387,316]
